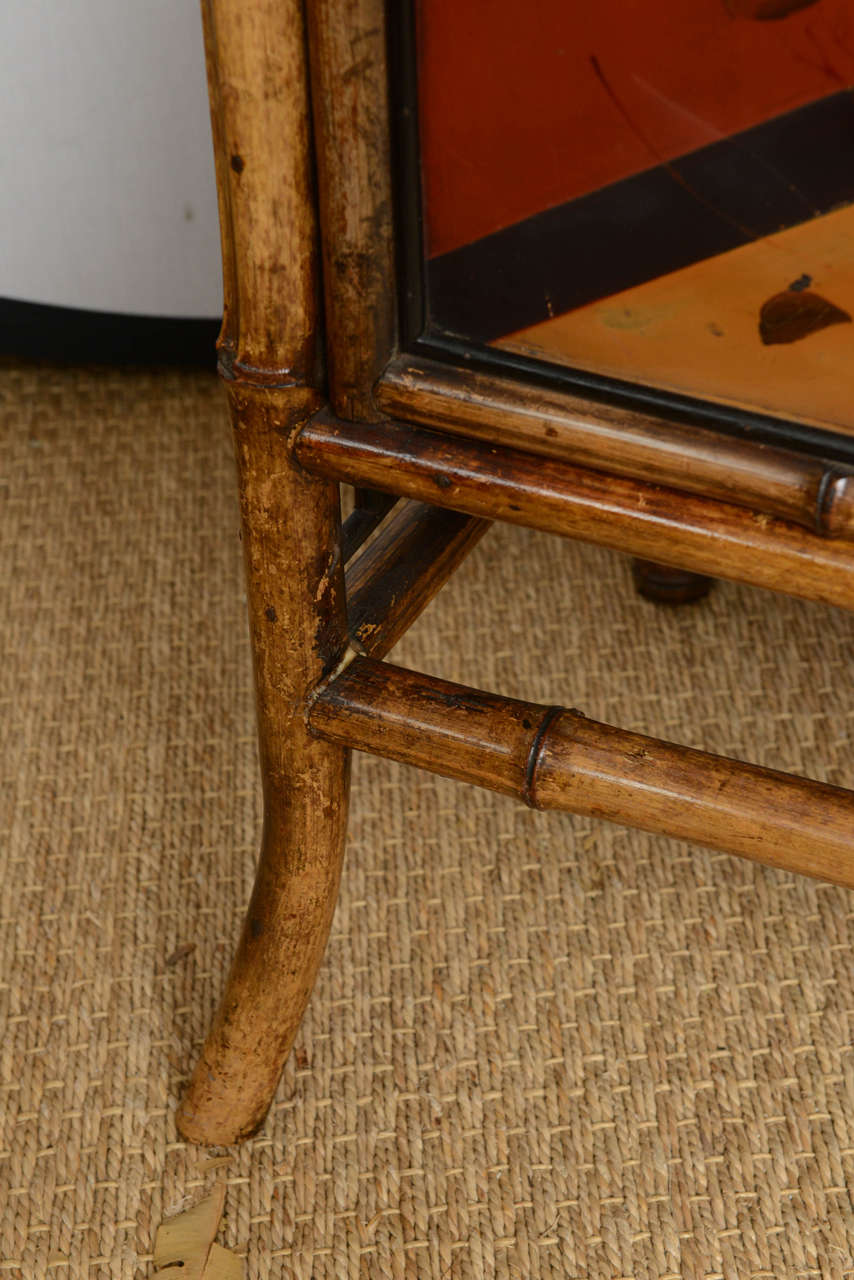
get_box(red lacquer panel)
[418,0,854,256]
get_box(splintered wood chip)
[152,1184,243,1279]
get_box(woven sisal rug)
[2,358,854,1278]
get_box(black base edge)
[0,297,220,369]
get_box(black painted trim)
[411,329,854,466]
[387,0,427,351]
[0,297,220,368]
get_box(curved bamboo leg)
[177,384,350,1145]
[178,0,350,1143]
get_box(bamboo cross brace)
[344,499,490,658]
[309,657,854,889]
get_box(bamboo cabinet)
[178,0,854,1144]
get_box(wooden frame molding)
[296,411,854,612]
[378,356,854,538]
[310,658,854,890]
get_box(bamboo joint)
[309,657,854,890]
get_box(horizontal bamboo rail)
[309,658,854,889]
[345,500,490,657]
[294,412,854,612]
[378,355,854,538]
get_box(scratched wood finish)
[201,0,320,382]
[378,356,854,538]
[199,0,237,358]
[306,0,396,418]
[310,658,854,889]
[177,0,350,1147]
[345,501,490,657]
[311,657,544,794]
[295,411,854,612]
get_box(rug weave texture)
[2,359,854,1279]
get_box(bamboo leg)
[631,558,714,605]
[176,384,350,1145]
[179,0,348,1144]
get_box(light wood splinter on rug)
[152,1185,243,1279]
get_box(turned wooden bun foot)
[631,558,714,605]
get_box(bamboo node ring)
[816,469,851,537]
[522,704,564,808]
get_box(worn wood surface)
[202,0,321,382]
[535,711,854,885]
[296,411,854,612]
[178,0,350,1147]
[345,501,490,657]
[311,657,545,795]
[306,0,396,418]
[177,386,351,1148]
[310,658,854,889]
[378,356,854,537]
